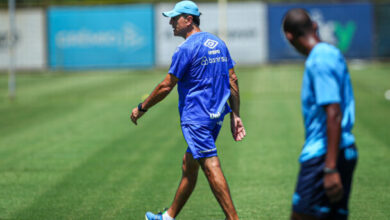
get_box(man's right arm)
[310,58,344,203]
[323,103,343,203]
[228,68,246,141]
[141,73,178,110]
[130,73,178,125]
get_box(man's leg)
[166,152,200,218]
[199,156,239,220]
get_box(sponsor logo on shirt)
[201,56,209,65]
[208,49,220,55]
[204,39,218,49]
[208,56,228,64]
[210,105,226,120]
[199,148,217,153]
[210,112,221,119]
[201,56,228,66]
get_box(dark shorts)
[292,144,358,220]
[181,120,223,160]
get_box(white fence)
[155,2,268,67]
[0,9,45,69]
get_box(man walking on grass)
[282,8,358,220]
[130,1,246,219]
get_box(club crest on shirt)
[204,39,218,49]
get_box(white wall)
[155,2,268,67]
[0,9,45,69]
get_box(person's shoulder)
[202,32,219,40]
[193,32,225,45]
[306,43,342,69]
[312,43,342,60]
[205,32,226,44]
[174,39,193,55]
[176,32,205,51]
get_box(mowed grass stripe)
[351,124,390,219]
[0,71,158,137]
[348,64,390,220]
[100,131,185,220]
[0,70,163,154]
[12,103,182,220]
[0,71,169,219]
[352,70,390,145]
[229,68,302,219]
[0,74,149,170]
[0,63,389,219]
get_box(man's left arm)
[324,103,343,203]
[130,73,178,125]
[228,68,246,141]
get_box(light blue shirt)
[169,32,234,125]
[300,42,355,163]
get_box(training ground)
[0,63,389,219]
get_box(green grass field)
[0,63,389,219]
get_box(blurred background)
[1,0,390,72]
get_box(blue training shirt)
[300,42,355,163]
[169,32,234,125]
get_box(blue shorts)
[181,120,223,160]
[292,144,358,220]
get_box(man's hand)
[324,172,344,203]
[129,73,178,126]
[130,107,145,125]
[230,113,246,141]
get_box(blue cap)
[162,1,201,17]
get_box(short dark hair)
[182,13,200,27]
[282,8,313,37]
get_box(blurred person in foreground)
[130,1,246,220]
[282,8,358,220]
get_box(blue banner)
[48,5,154,69]
[375,4,390,57]
[268,3,373,60]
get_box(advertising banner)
[375,4,390,57]
[268,3,373,60]
[155,2,268,66]
[48,5,154,69]
[0,9,45,69]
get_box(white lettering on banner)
[310,10,337,45]
[122,23,145,47]
[0,31,19,51]
[55,23,145,49]
[0,32,8,50]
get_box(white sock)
[162,211,174,220]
